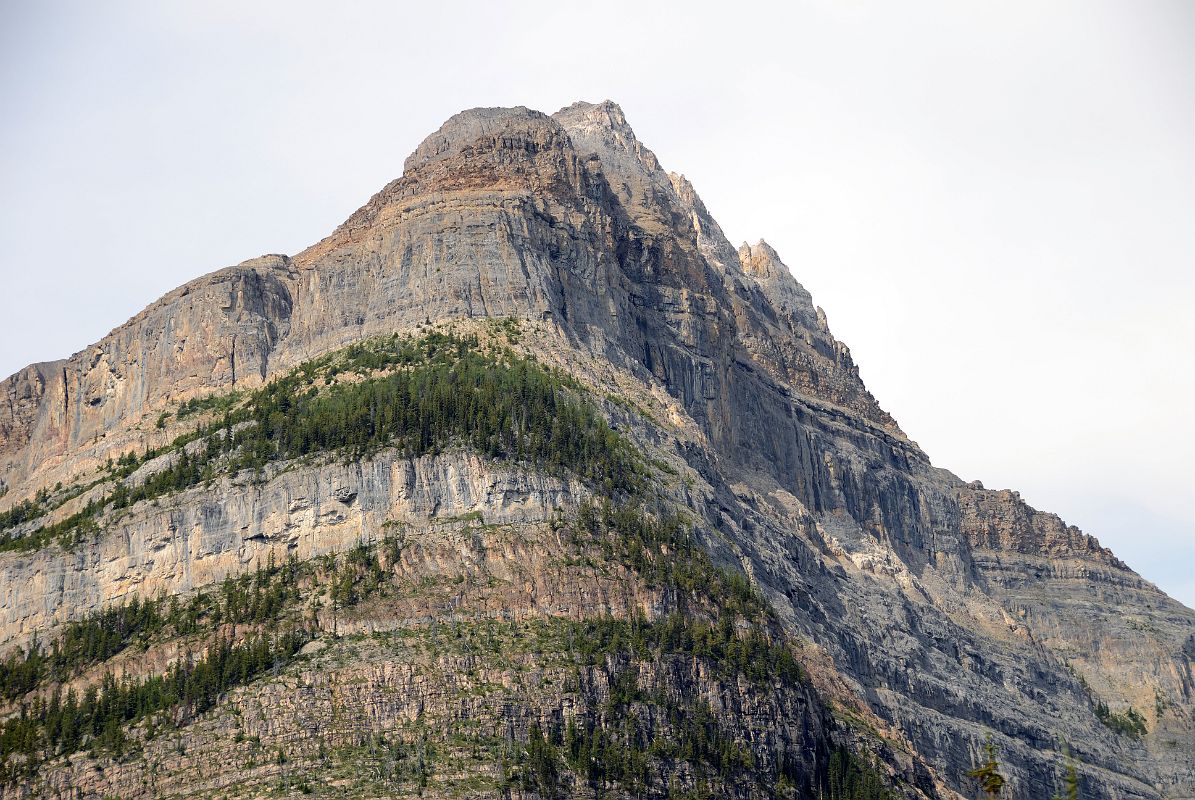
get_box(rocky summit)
[0,100,1191,800]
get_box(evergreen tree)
[1052,743,1080,800]
[967,736,1006,798]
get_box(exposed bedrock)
[1,100,1191,799]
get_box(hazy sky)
[2,1,1192,607]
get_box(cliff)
[0,100,1191,799]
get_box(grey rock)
[1,100,1191,799]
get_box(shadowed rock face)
[1,100,1192,799]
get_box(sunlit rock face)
[1,100,1191,800]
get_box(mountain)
[0,100,1191,800]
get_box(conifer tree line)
[0,547,392,783]
[538,496,901,797]
[514,717,896,800]
[0,554,305,704]
[0,629,308,783]
[2,331,641,552]
[1094,701,1147,738]
[568,612,804,687]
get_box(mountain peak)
[553,99,664,185]
[553,99,633,136]
[401,105,556,174]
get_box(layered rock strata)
[1,100,1191,799]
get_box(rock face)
[0,258,295,497]
[0,450,584,644]
[1,100,1192,799]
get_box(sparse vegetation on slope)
[0,331,640,553]
[1095,702,1147,738]
[0,629,309,784]
[0,328,907,798]
[0,544,402,783]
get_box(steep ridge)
[0,259,295,498]
[0,100,1191,799]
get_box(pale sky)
[2,1,1192,607]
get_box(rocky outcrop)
[957,485,1195,798]
[0,450,584,645]
[16,590,842,800]
[1,100,1192,799]
[0,258,295,500]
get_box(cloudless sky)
[2,1,1192,607]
